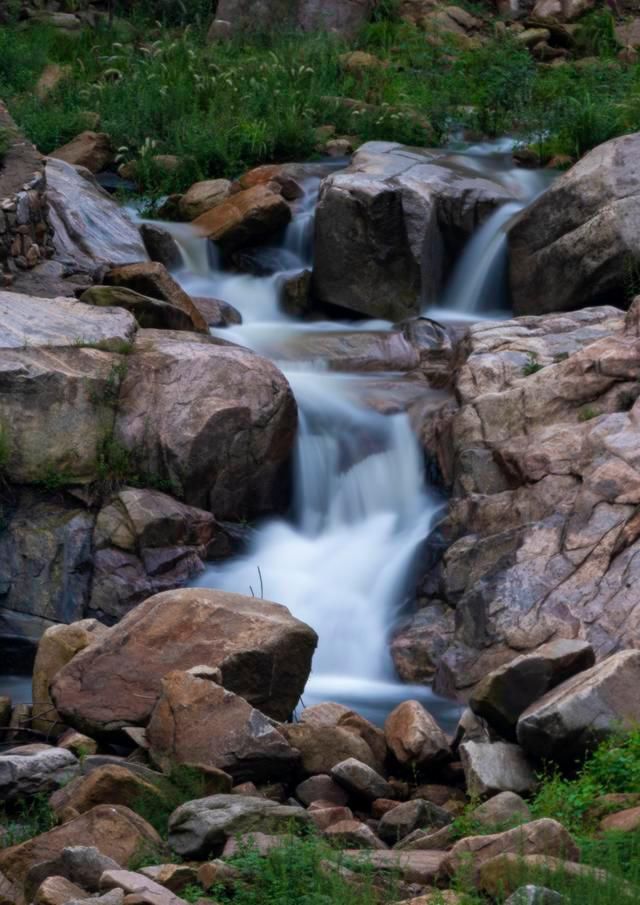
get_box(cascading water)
[427,141,553,322]
[151,167,461,728]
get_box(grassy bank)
[1,10,640,194]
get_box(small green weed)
[35,465,75,492]
[522,352,544,376]
[131,764,212,839]
[578,406,600,422]
[0,794,56,848]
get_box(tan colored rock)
[385,701,450,767]
[339,51,385,72]
[104,263,207,334]
[100,869,186,905]
[138,865,197,895]
[394,893,463,905]
[113,329,297,520]
[478,853,631,899]
[378,800,452,844]
[0,806,161,890]
[32,621,109,735]
[324,820,387,850]
[147,670,299,781]
[51,589,317,734]
[33,876,87,905]
[298,703,386,766]
[446,819,579,877]
[472,792,532,829]
[295,774,348,807]
[342,850,447,885]
[57,731,98,758]
[49,765,166,822]
[192,185,291,252]
[282,725,379,775]
[532,0,595,20]
[460,741,536,799]
[50,133,113,174]
[309,806,354,831]
[600,805,640,833]
[195,861,240,892]
[36,64,71,101]
[177,180,232,221]
[331,758,394,801]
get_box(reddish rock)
[51,589,317,735]
[385,701,450,767]
[104,262,208,334]
[193,185,291,252]
[50,132,113,174]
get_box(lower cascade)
[152,142,543,729]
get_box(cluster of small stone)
[0,104,54,286]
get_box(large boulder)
[51,588,318,734]
[509,132,640,315]
[32,620,109,734]
[168,795,310,859]
[405,303,640,695]
[469,640,595,739]
[0,290,136,484]
[445,819,580,877]
[113,330,297,520]
[45,158,147,273]
[313,142,514,320]
[212,0,372,39]
[331,758,394,802]
[0,806,161,890]
[516,650,640,760]
[192,185,291,253]
[49,132,114,175]
[88,487,228,621]
[147,670,300,781]
[0,747,78,803]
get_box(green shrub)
[0,127,11,162]
[131,764,223,839]
[575,9,619,59]
[522,352,543,376]
[0,794,56,847]
[531,728,640,834]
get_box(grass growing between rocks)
[0,793,56,848]
[1,13,640,194]
[130,764,217,840]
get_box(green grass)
[0,794,56,848]
[131,764,214,840]
[1,15,639,195]
[522,352,544,376]
[531,728,640,835]
[0,126,11,162]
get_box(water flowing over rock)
[45,158,147,274]
[114,330,297,520]
[404,303,640,695]
[509,132,640,314]
[51,588,318,733]
[313,141,515,319]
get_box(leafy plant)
[131,764,223,839]
[522,352,543,376]
[579,406,600,422]
[575,10,619,59]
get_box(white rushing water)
[151,169,461,728]
[426,141,553,323]
[135,144,552,729]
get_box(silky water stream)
[147,145,545,729]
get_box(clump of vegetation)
[522,352,544,376]
[131,764,223,839]
[0,11,638,196]
[0,794,56,848]
[578,405,600,421]
[531,728,640,834]
[0,126,11,163]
